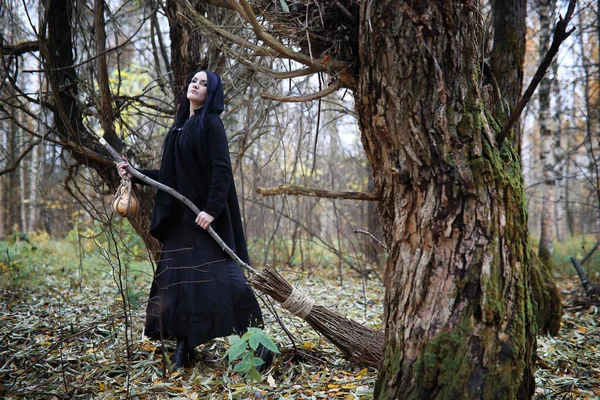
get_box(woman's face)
[187,71,208,110]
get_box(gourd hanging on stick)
[112,178,139,217]
[100,138,383,367]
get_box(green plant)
[225,327,278,382]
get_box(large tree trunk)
[356,2,535,398]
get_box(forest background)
[1,0,600,398]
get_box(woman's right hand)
[117,161,132,179]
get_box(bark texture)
[356,2,535,398]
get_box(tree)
[538,0,556,263]
[357,2,536,397]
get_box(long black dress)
[140,79,263,348]
[144,216,262,348]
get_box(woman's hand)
[117,159,132,179]
[195,211,215,229]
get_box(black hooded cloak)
[139,70,263,347]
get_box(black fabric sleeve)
[203,116,232,218]
[132,168,159,185]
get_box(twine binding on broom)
[282,287,314,319]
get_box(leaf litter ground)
[0,244,383,399]
[1,241,599,399]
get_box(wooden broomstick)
[100,138,383,367]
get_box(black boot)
[254,343,273,373]
[172,339,193,370]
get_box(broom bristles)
[249,265,383,367]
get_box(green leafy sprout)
[225,327,279,382]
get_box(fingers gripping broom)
[101,139,383,367]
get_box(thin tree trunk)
[357,2,535,398]
[0,129,7,239]
[19,130,28,232]
[552,58,567,242]
[538,0,555,262]
[28,142,41,231]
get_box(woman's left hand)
[195,211,215,229]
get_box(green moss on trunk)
[411,318,473,400]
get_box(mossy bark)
[356,2,535,398]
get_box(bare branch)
[235,0,325,70]
[0,139,41,176]
[256,184,382,201]
[353,229,388,251]
[176,0,278,57]
[570,241,599,297]
[2,40,39,56]
[240,59,314,79]
[260,79,343,102]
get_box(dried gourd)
[112,179,138,217]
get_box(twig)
[260,79,343,102]
[353,229,387,251]
[256,184,382,201]
[0,139,41,176]
[570,241,599,297]
[496,0,577,146]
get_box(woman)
[117,70,269,370]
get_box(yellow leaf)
[302,341,315,350]
[99,382,105,391]
[356,367,368,376]
[342,384,357,389]
[328,384,340,389]
[141,342,157,351]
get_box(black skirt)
[144,219,263,348]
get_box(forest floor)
[0,232,599,399]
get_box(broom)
[100,138,384,367]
